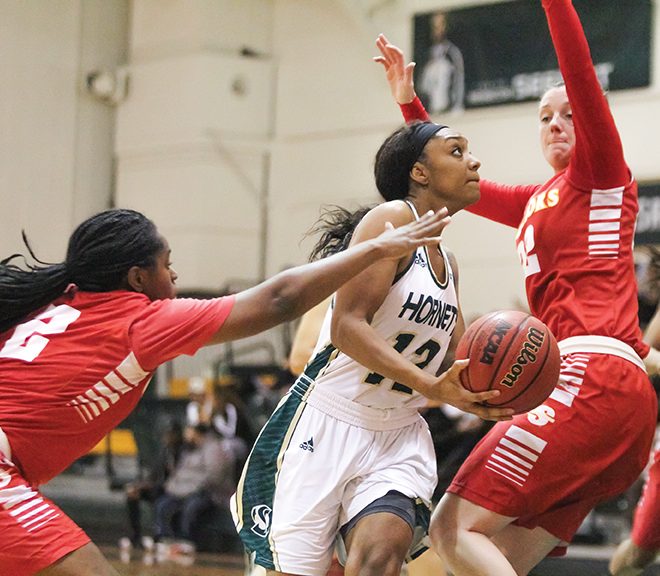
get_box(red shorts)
[0,451,90,576]
[631,445,660,550]
[448,352,656,550]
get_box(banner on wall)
[412,0,652,114]
[637,185,660,246]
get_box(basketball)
[455,310,561,414]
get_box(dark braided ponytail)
[0,209,163,334]
[307,205,375,261]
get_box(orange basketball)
[455,310,561,414]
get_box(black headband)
[410,122,448,164]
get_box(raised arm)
[374,35,536,228]
[374,34,430,123]
[542,0,628,189]
[208,209,449,344]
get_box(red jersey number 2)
[0,304,81,362]
[517,224,541,278]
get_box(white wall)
[115,0,274,289]
[0,0,128,261]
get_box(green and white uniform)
[232,203,459,575]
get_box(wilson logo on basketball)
[455,310,560,414]
[479,320,513,365]
[500,327,545,388]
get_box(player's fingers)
[469,389,501,403]
[415,210,451,238]
[386,43,405,66]
[373,56,389,70]
[475,406,514,422]
[404,62,416,82]
[450,358,469,373]
[376,36,396,65]
[418,208,449,227]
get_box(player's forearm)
[542,0,625,184]
[261,241,387,325]
[331,318,431,394]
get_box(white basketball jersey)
[307,212,459,410]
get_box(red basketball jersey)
[0,290,234,486]
[401,0,648,358]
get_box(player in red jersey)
[374,0,660,574]
[0,206,452,576]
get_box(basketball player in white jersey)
[232,121,514,576]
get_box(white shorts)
[231,380,437,576]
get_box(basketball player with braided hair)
[374,0,657,574]
[0,206,452,575]
[232,121,514,576]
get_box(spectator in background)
[208,380,255,485]
[185,376,211,428]
[152,423,237,558]
[119,420,184,553]
[419,10,465,115]
[243,369,291,433]
[208,379,254,445]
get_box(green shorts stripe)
[234,344,336,568]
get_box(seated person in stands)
[209,380,255,445]
[152,423,238,556]
[120,420,183,551]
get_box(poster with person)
[413,0,651,111]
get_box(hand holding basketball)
[424,360,515,421]
[455,310,561,414]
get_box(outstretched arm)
[208,209,450,344]
[542,0,628,189]
[374,34,535,227]
[374,34,430,123]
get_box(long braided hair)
[0,209,164,334]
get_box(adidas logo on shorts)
[299,437,314,452]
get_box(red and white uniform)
[0,289,234,574]
[403,0,656,553]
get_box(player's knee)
[346,539,407,576]
[429,502,456,556]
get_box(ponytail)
[0,250,69,333]
[307,205,375,261]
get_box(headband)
[410,122,448,164]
